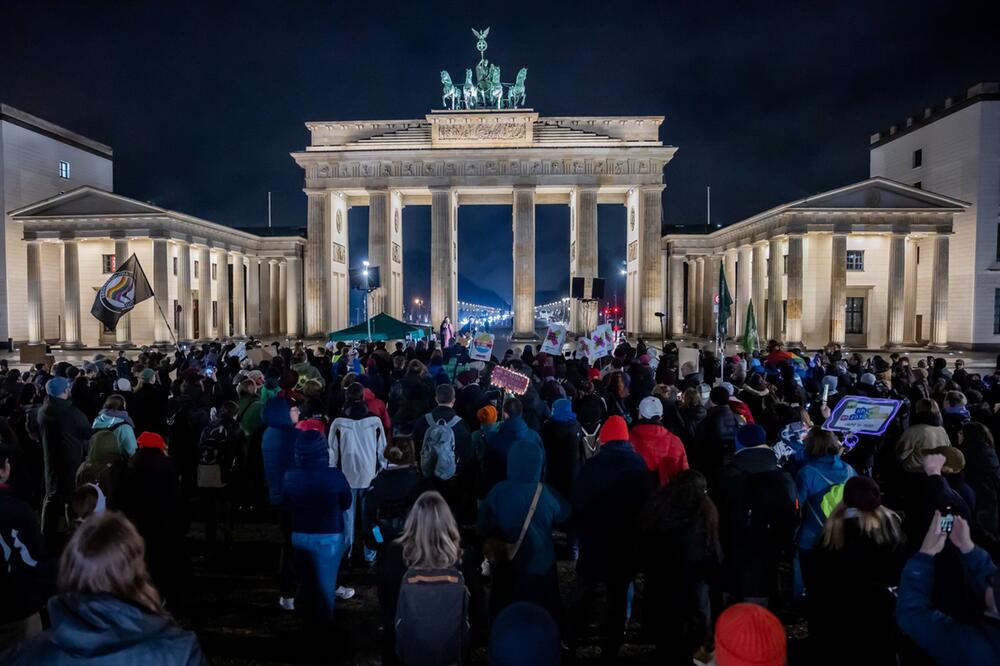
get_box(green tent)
[328,312,427,342]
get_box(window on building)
[101,254,116,274]
[995,289,1000,334]
[846,250,865,271]
[173,256,178,276]
[912,149,923,168]
[212,301,218,328]
[782,254,788,275]
[211,263,217,280]
[913,181,922,190]
[193,261,199,279]
[58,160,70,179]
[846,297,865,334]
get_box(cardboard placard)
[468,332,495,362]
[823,396,902,436]
[589,324,613,361]
[540,324,566,355]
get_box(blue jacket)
[482,415,543,495]
[795,454,856,549]
[479,439,569,576]
[572,440,653,578]
[261,397,297,506]
[282,431,352,535]
[897,548,1000,665]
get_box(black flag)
[90,254,154,330]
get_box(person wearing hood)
[37,376,92,551]
[794,428,856,600]
[261,396,300,610]
[482,398,543,497]
[692,386,741,490]
[639,469,721,664]
[630,396,689,486]
[717,424,797,607]
[567,415,653,663]
[896,398,952,473]
[958,422,1000,555]
[488,602,561,666]
[942,390,971,446]
[540,398,585,502]
[92,394,138,458]
[282,430,354,628]
[1,511,204,665]
[129,368,167,437]
[479,437,570,621]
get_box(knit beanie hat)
[715,603,786,666]
[136,432,166,451]
[551,398,576,423]
[45,377,70,398]
[477,405,498,425]
[735,424,768,450]
[140,368,156,382]
[860,373,877,386]
[599,415,629,444]
[843,476,881,512]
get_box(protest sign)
[468,332,495,361]
[589,324,613,361]
[540,324,566,355]
[822,396,902,436]
[490,366,531,395]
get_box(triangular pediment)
[790,178,967,211]
[9,187,163,218]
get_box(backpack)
[807,469,847,524]
[581,423,600,460]
[395,566,468,666]
[197,424,230,489]
[421,414,462,481]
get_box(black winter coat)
[540,417,585,500]
[38,397,92,499]
[2,594,204,665]
[693,404,739,485]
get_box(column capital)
[512,184,536,192]
[638,184,666,194]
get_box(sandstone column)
[724,249,737,337]
[278,259,287,335]
[930,233,949,347]
[304,191,329,336]
[26,239,43,345]
[152,237,171,346]
[886,233,906,348]
[286,255,303,338]
[198,246,212,340]
[512,186,537,340]
[694,257,705,336]
[232,252,246,338]
[752,242,767,339]
[785,233,804,347]
[430,188,457,328]
[638,186,665,337]
[270,259,281,335]
[570,187,598,333]
[367,189,391,317]
[686,259,697,336]
[62,237,82,349]
[736,245,752,338]
[259,258,272,337]
[177,241,193,343]
[247,257,261,337]
[702,255,719,338]
[767,238,783,342]
[669,255,685,337]
[903,237,918,344]
[217,250,230,338]
[829,233,847,346]
[115,238,132,347]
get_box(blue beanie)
[489,602,560,666]
[45,376,70,398]
[736,423,768,450]
[294,430,329,468]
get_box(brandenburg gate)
[292,29,676,340]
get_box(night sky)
[2,1,997,308]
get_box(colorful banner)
[490,366,531,394]
[822,396,902,436]
[589,324,614,361]
[577,335,594,361]
[540,324,566,355]
[468,332,495,361]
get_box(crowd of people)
[1,333,999,665]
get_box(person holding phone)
[897,512,1000,664]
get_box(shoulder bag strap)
[509,482,543,560]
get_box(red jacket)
[629,421,689,485]
[728,398,755,424]
[364,388,392,436]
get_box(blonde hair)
[397,491,460,569]
[818,503,903,551]
[58,511,164,615]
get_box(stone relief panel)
[392,242,401,264]
[628,240,638,262]
[438,122,526,140]
[333,242,347,264]
[308,158,667,183]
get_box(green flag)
[716,261,734,340]
[742,300,760,354]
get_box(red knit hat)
[598,415,629,444]
[136,431,167,451]
[715,603,786,666]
